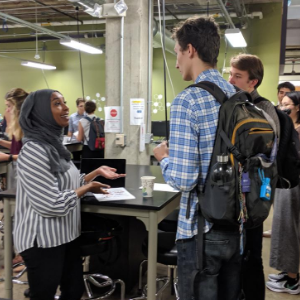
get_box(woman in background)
[266,91,300,295]
[0,88,29,163]
[14,89,124,300]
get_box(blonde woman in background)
[0,88,29,267]
[0,88,29,163]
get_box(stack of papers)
[139,183,179,192]
[93,187,136,202]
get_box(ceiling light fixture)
[225,28,247,48]
[60,39,103,54]
[21,61,56,70]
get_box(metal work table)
[0,164,180,300]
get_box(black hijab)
[19,89,71,174]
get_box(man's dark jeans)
[176,227,242,300]
[242,224,265,300]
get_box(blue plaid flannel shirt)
[160,69,236,240]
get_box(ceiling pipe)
[214,0,235,28]
[32,0,83,24]
[0,12,70,40]
[215,0,247,52]
[0,33,104,43]
[3,19,106,28]
[230,0,248,28]
[152,19,175,55]
[0,11,175,55]
[153,12,263,22]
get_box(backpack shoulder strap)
[186,81,228,105]
[84,116,93,122]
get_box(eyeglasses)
[279,103,295,109]
[78,105,84,108]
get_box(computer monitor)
[151,120,169,138]
[81,158,126,188]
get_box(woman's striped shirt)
[13,141,85,253]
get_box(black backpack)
[255,98,300,189]
[187,81,278,229]
[85,116,105,151]
[186,81,278,295]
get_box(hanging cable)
[157,0,176,142]
[161,0,169,141]
[34,7,40,59]
[207,0,210,16]
[221,35,228,76]
[76,7,85,99]
[41,42,49,88]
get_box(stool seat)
[157,232,177,266]
[80,239,110,257]
[158,209,179,232]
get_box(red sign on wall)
[110,109,117,117]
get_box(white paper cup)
[141,176,156,197]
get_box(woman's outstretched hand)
[97,165,126,180]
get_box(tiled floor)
[0,207,298,300]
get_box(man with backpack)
[153,17,240,300]
[229,53,280,300]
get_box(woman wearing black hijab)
[13,89,125,300]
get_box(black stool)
[157,209,179,233]
[131,231,178,300]
[80,213,125,300]
[80,239,125,300]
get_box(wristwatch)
[8,154,13,162]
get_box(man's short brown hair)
[172,17,220,67]
[230,54,264,89]
[84,101,96,114]
[76,97,86,106]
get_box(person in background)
[228,53,280,300]
[0,88,29,161]
[263,81,295,238]
[153,17,239,300]
[0,88,29,268]
[14,89,125,300]
[77,100,104,159]
[266,91,300,295]
[277,82,295,106]
[67,97,86,137]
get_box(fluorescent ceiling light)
[21,61,56,70]
[225,28,247,48]
[60,39,103,54]
[279,75,300,86]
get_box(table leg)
[4,197,13,299]
[147,211,158,300]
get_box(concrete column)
[105,0,151,165]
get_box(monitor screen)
[151,120,169,138]
[80,158,126,188]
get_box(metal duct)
[152,19,175,55]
